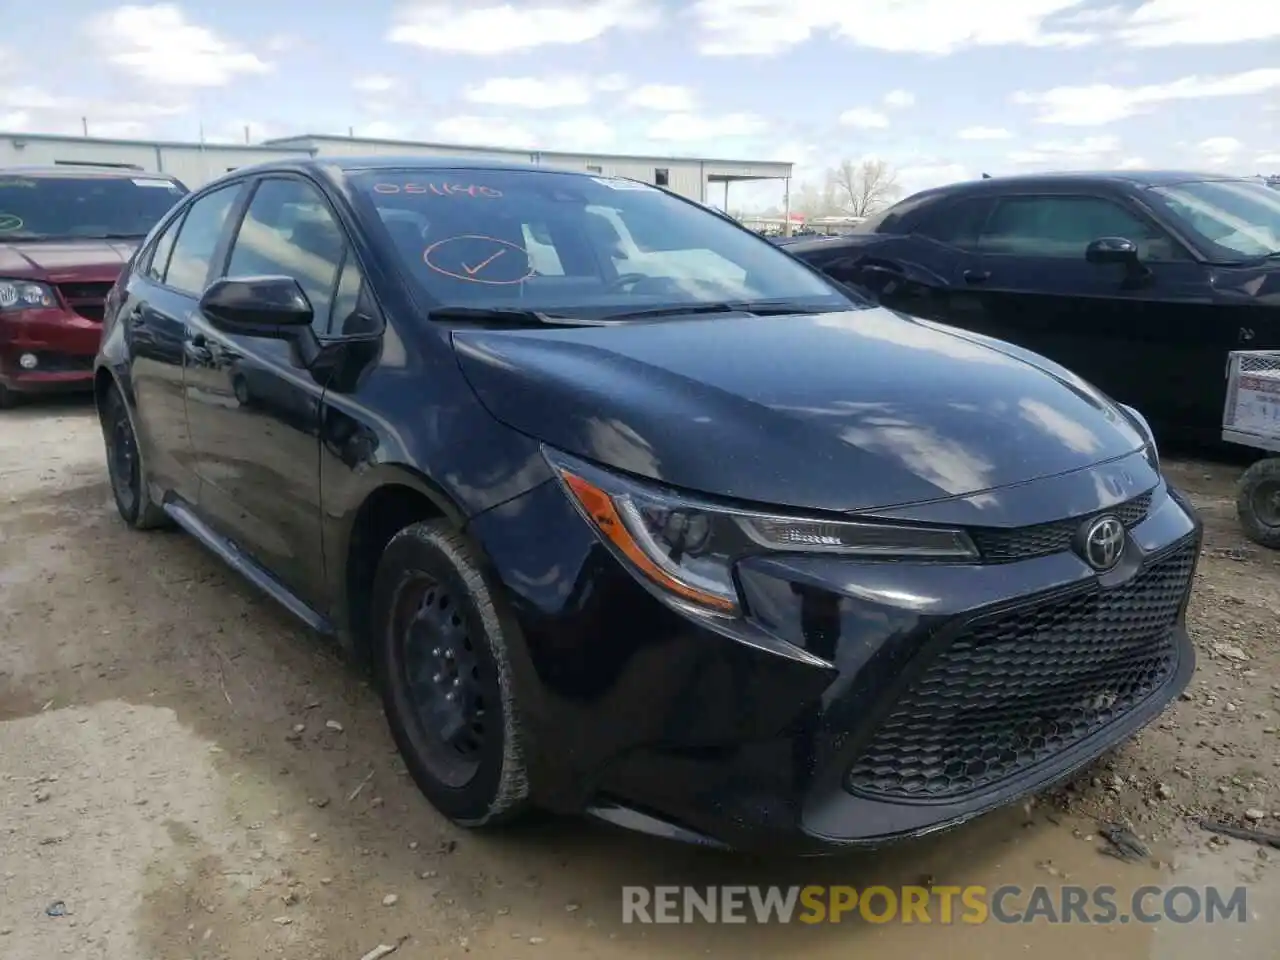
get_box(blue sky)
[2,1,1278,210]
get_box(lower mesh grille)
[846,539,1196,801]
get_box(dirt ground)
[1,396,1278,960]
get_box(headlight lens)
[0,278,56,312]
[545,448,978,616]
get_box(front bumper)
[0,309,100,393]
[468,470,1202,855]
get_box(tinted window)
[0,173,186,240]
[914,197,991,246]
[980,195,1185,260]
[224,178,346,333]
[1149,179,1280,259]
[166,184,243,295]
[352,169,851,320]
[146,216,181,283]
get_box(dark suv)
[95,157,1202,853]
[0,166,187,407]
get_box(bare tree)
[827,158,901,217]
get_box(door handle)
[183,334,213,365]
[963,269,991,284]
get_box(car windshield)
[0,173,187,240]
[1148,179,1280,260]
[348,168,853,319]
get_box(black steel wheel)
[100,386,168,530]
[372,519,530,826]
[1237,456,1280,550]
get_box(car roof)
[0,165,179,181]
[218,155,621,185]
[909,170,1254,202]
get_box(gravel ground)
[1,396,1277,960]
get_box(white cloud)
[839,107,890,129]
[1257,152,1280,165]
[646,112,767,141]
[883,89,915,109]
[1117,156,1150,169]
[552,117,616,150]
[690,0,1280,56]
[354,75,397,94]
[1014,68,1280,125]
[1007,135,1123,165]
[898,162,972,194]
[596,73,628,92]
[431,115,534,148]
[89,4,271,87]
[627,84,696,112]
[0,83,187,138]
[1197,136,1246,168]
[1198,136,1244,156]
[1117,0,1280,47]
[691,0,1097,56]
[389,0,655,54]
[355,120,414,140]
[465,76,594,109]
[957,125,1014,140]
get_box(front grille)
[846,539,1195,802]
[56,281,113,323]
[970,491,1153,563]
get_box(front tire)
[371,520,530,826]
[101,386,168,530]
[0,383,20,410]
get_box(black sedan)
[785,171,1280,445]
[94,157,1202,853]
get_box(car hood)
[0,239,139,281]
[451,307,1149,514]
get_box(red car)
[0,166,187,408]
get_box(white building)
[0,130,793,211]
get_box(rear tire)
[371,519,531,827]
[101,386,168,530]
[1236,457,1280,550]
[0,383,20,410]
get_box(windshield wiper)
[73,232,147,240]
[428,306,614,327]
[600,299,840,321]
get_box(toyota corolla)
[94,158,1202,853]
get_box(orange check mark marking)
[462,249,505,276]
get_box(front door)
[957,193,1214,429]
[184,175,350,607]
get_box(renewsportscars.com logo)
[621,884,1250,925]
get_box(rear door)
[959,192,1211,424]
[122,182,246,502]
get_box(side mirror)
[1085,236,1140,267]
[199,276,314,337]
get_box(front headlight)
[544,447,978,617]
[0,278,56,312]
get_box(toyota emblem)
[1081,515,1125,571]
